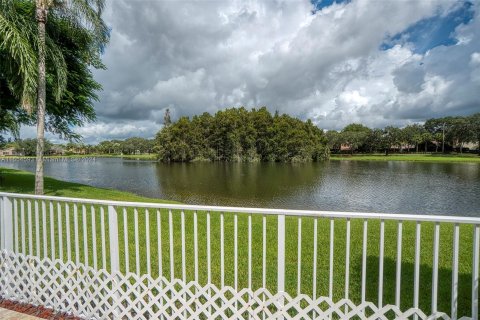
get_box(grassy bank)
[0,167,477,317]
[0,167,170,202]
[330,153,480,163]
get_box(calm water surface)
[2,158,479,216]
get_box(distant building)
[49,145,66,156]
[462,142,478,150]
[0,147,24,156]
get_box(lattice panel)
[0,250,458,320]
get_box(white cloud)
[74,121,160,144]
[17,0,480,142]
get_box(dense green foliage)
[14,138,52,156]
[0,0,107,140]
[95,137,155,154]
[328,113,479,154]
[4,137,155,155]
[155,107,329,162]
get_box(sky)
[19,0,480,144]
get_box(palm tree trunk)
[35,3,47,195]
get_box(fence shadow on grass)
[348,255,473,318]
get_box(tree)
[0,136,6,148]
[0,0,108,194]
[450,117,473,153]
[364,128,384,153]
[341,123,371,154]
[325,130,341,152]
[1,2,103,141]
[164,108,171,127]
[32,0,107,194]
[468,113,480,155]
[420,132,432,152]
[383,126,402,155]
[403,124,425,153]
[433,132,443,152]
[14,138,52,156]
[424,117,458,153]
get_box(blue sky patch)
[311,0,350,12]
[381,1,474,54]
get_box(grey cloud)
[393,62,426,93]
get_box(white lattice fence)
[1,192,479,319]
[0,251,455,320]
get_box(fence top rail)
[1,191,479,224]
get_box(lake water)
[2,158,479,216]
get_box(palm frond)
[0,0,38,111]
[58,0,109,47]
[45,35,67,103]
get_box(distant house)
[0,147,24,156]
[461,142,478,151]
[50,145,66,156]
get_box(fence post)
[108,205,121,317]
[2,196,13,251]
[1,196,14,299]
[472,225,479,320]
[277,214,285,318]
[0,196,3,250]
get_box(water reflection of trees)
[155,162,326,207]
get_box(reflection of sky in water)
[1,158,479,216]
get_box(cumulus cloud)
[73,121,161,144]
[16,0,480,143]
[19,120,161,145]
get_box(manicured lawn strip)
[1,167,476,317]
[330,153,480,163]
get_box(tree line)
[155,107,329,162]
[2,137,155,156]
[326,113,480,154]
[3,112,478,159]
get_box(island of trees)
[155,107,329,162]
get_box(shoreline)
[330,153,480,163]
[0,167,175,203]
[2,152,480,163]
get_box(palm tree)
[33,0,107,194]
[1,0,68,149]
[2,2,108,193]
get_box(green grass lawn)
[330,153,480,163]
[0,167,478,317]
